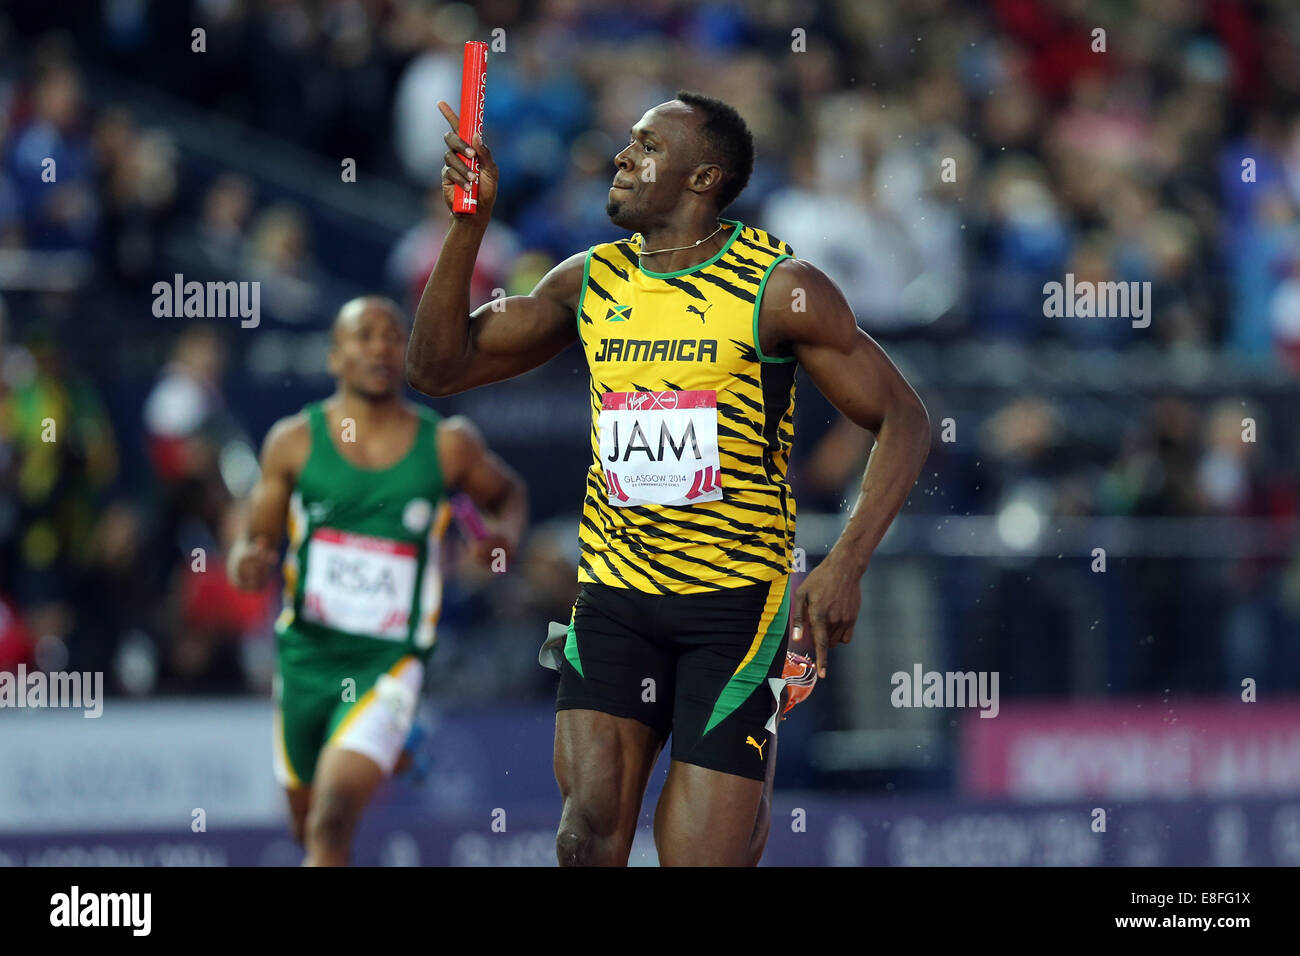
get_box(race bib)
[302,527,417,640]
[599,390,722,507]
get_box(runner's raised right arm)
[406,101,583,398]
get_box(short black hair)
[675,90,754,212]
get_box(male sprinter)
[230,296,526,866]
[408,91,930,866]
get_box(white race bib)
[302,527,417,640]
[598,390,722,507]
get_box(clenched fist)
[228,535,279,591]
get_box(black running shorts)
[555,576,791,781]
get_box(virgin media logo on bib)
[599,390,723,507]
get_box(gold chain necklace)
[638,222,725,257]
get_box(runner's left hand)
[790,555,863,678]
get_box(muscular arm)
[405,101,583,397]
[437,415,528,561]
[228,415,308,590]
[760,259,932,675]
[407,241,583,396]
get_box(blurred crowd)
[0,0,1298,707]
[15,0,1295,353]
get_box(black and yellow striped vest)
[576,218,797,594]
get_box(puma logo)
[745,735,766,760]
[686,303,713,323]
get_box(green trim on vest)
[633,218,743,279]
[753,253,797,363]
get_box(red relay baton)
[453,41,489,215]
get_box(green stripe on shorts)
[564,614,584,678]
[703,578,789,735]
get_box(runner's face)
[607,103,700,231]
[331,306,405,400]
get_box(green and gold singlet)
[576,219,798,595]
